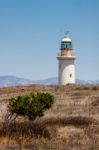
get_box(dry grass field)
[0,84,99,150]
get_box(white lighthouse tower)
[57,35,76,85]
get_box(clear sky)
[0,0,99,80]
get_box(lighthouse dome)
[62,36,71,42]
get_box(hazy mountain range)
[0,76,99,87]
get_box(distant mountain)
[0,76,33,87]
[33,78,99,85]
[0,76,58,87]
[76,79,99,84]
[0,76,99,87]
[33,77,58,85]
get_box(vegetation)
[0,84,99,149]
[7,92,54,121]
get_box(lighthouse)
[57,35,76,85]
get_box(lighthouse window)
[61,42,72,49]
[70,74,72,78]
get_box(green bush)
[8,92,54,121]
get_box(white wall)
[58,59,75,85]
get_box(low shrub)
[7,92,54,121]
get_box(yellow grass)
[0,84,99,149]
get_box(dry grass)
[0,84,99,149]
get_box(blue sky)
[0,0,99,80]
